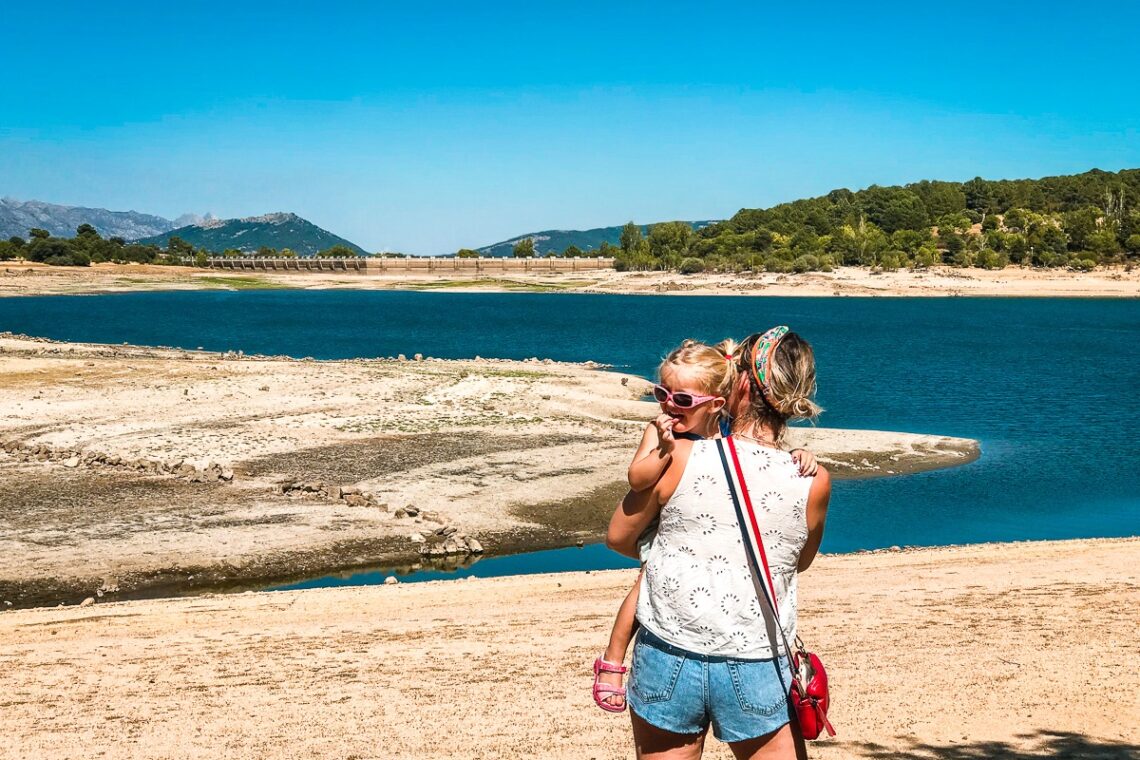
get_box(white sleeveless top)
[636,438,812,659]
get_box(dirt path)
[1,537,1135,759]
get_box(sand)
[1,261,1138,298]
[0,334,977,608]
[0,537,1135,759]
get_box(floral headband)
[751,325,789,393]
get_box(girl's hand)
[790,448,818,477]
[654,414,677,456]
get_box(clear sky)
[2,1,1138,254]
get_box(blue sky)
[2,2,1138,254]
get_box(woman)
[606,327,832,760]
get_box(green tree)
[648,222,692,268]
[1125,234,1140,255]
[318,244,360,258]
[194,250,209,267]
[456,248,480,258]
[257,246,276,258]
[596,241,618,258]
[167,236,194,257]
[512,238,535,258]
[562,244,583,258]
[278,248,297,259]
[29,228,50,240]
[678,257,705,274]
[619,222,643,255]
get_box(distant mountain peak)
[136,212,364,256]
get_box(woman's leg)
[727,723,807,760]
[597,570,643,708]
[632,711,707,760]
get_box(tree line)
[480,168,1140,273]
[0,227,369,266]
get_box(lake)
[2,290,1137,585]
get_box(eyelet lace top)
[636,438,812,658]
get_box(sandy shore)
[1,537,1135,759]
[0,335,977,608]
[2,261,1138,298]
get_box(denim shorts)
[627,627,793,743]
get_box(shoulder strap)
[716,437,796,660]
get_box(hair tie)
[751,325,789,393]
[724,352,735,364]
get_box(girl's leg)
[597,569,643,708]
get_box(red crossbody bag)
[716,437,835,740]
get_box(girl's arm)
[606,487,661,559]
[627,416,676,491]
[797,466,831,572]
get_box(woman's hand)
[790,447,818,477]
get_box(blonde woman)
[607,327,832,760]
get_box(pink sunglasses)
[652,384,721,409]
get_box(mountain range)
[136,213,366,256]
[1,198,366,256]
[475,221,718,257]
[0,197,177,241]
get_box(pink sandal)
[592,656,629,713]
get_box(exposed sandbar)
[2,261,1138,298]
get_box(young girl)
[592,339,816,712]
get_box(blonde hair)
[728,330,822,441]
[658,339,739,403]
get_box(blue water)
[3,291,1138,584]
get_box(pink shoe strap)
[595,656,628,674]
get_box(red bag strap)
[726,436,780,617]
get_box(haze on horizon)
[1,1,1138,255]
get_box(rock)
[576,539,585,548]
[442,538,462,554]
[340,486,361,496]
[409,532,425,543]
[889,545,902,553]
[403,506,420,517]
[397,354,407,362]
[220,468,234,482]
[466,538,484,554]
[384,576,399,585]
[302,481,323,493]
[621,377,629,386]
[62,456,80,468]
[394,508,408,518]
[327,485,342,500]
[414,353,423,361]
[80,597,95,608]
[435,525,457,537]
[344,494,368,507]
[97,577,120,596]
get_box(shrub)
[1069,257,1097,272]
[791,254,819,273]
[974,249,1009,270]
[765,256,793,273]
[679,257,705,274]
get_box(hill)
[137,212,366,256]
[0,198,176,241]
[475,221,718,257]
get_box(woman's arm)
[797,466,831,573]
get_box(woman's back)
[637,437,812,659]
